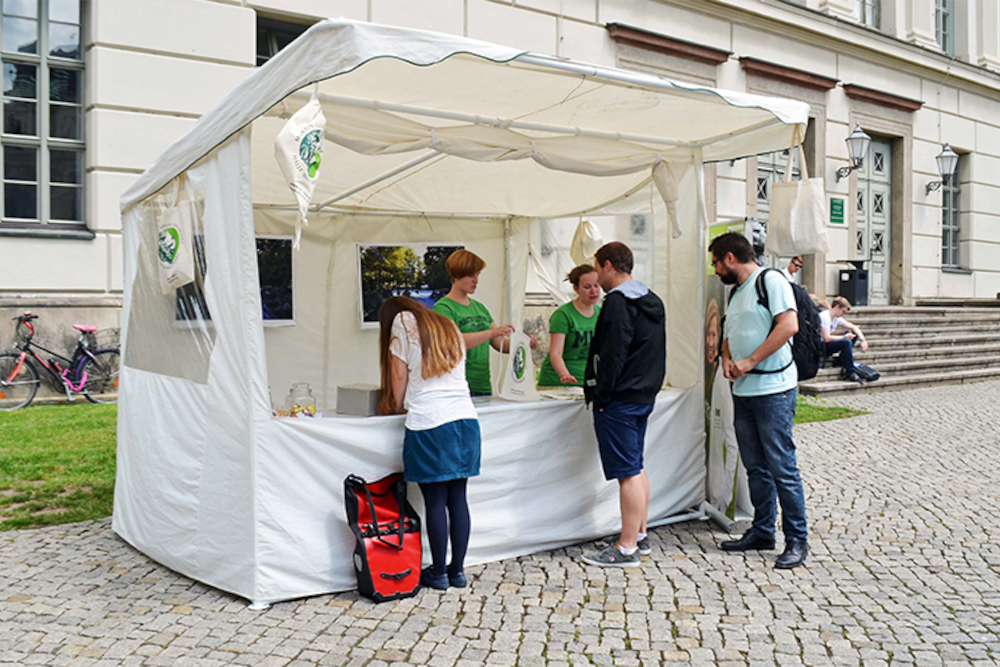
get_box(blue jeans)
[825,339,855,374]
[732,388,808,542]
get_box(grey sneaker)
[581,543,641,568]
[598,535,652,556]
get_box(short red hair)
[445,249,486,280]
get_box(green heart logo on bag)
[299,129,323,180]
[512,344,526,381]
[158,227,180,265]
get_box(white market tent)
[114,19,809,605]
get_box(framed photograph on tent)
[175,235,296,326]
[358,243,463,328]
[257,236,295,326]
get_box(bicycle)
[0,312,120,411]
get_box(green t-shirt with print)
[537,302,601,387]
[433,296,494,394]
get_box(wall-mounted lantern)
[835,124,871,182]
[925,144,960,196]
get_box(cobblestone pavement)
[3,381,1000,666]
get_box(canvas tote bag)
[274,85,326,249]
[765,134,829,256]
[494,331,540,401]
[157,173,198,295]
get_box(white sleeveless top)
[389,311,478,431]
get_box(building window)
[256,18,309,66]
[935,0,954,55]
[941,161,961,268]
[1,0,83,230]
[856,0,880,29]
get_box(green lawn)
[0,402,117,531]
[795,397,868,424]
[0,395,865,531]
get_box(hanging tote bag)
[344,473,422,602]
[495,331,540,401]
[156,174,198,295]
[765,134,829,256]
[274,85,326,249]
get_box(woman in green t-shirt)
[433,249,524,396]
[537,264,602,387]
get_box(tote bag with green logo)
[157,174,197,295]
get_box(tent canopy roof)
[120,19,809,217]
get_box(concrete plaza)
[2,381,1000,666]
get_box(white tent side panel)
[667,159,706,389]
[114,130,269,601]
[252,388,704,601]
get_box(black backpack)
[727,268,824,381]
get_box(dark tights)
[418,478,470,577]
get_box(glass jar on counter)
[280,382,316,417]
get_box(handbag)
[765,129,829,256]
[344,473,422,602]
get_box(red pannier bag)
[344,473,422,602]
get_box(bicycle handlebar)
[15,313,38,322]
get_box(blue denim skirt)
[403,419,482,484]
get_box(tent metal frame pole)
[516,53,690,92]
[253,203,506,220]
[313,151,441,210]
[504,217,513,327]
[297,90,693,149]
[692,117,786,148]
[514,54,797,147]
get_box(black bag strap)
[349,474,406,551]
[726,268,793,376]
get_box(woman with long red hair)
[378,296,481,591]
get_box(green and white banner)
[704,220,754,529]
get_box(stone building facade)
[2,0,999,353]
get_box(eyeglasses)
[791,261,804,268]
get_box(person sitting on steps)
[819,296,868,382]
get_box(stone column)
[819,0,857,21]
[978,0,1000,69]
[906,0,939,49]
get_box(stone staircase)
[798,307,1000,396]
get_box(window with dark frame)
[256,18,310,66]
[1,0,84,231]
[941,160,961,268]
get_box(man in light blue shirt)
[709,232,808,570]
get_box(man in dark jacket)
[581,242,666,568]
